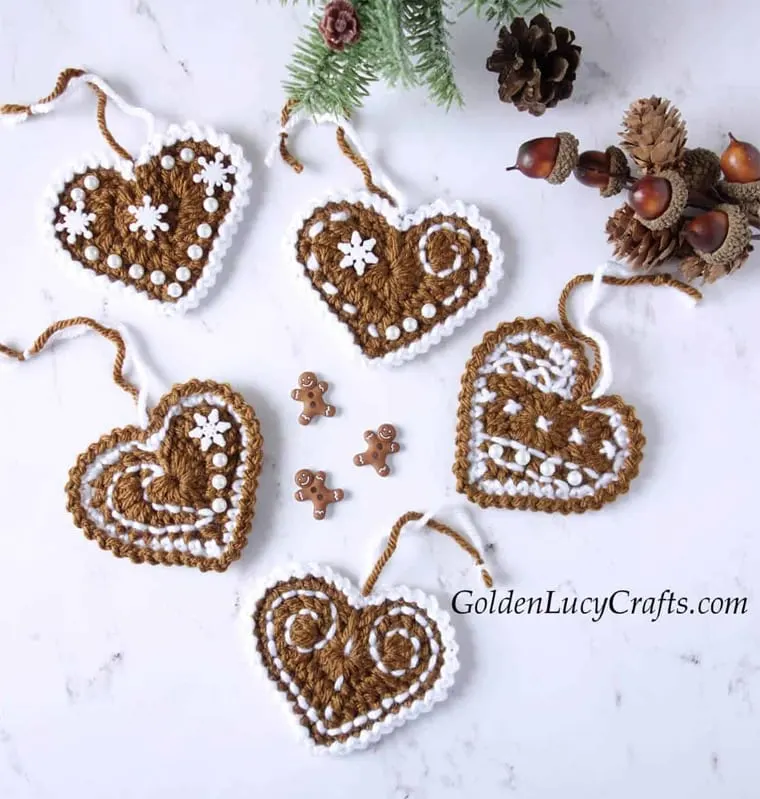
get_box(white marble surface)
[0,0,759,796]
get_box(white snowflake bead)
[70,188,85,202]
[187,244,203,260]
[128,195,170,241]
[193,152,236,197]
[189,409,231,452]
[337,231,378,276]
[150,270,166,286]
[128,264,144,279]
[106,254,122,269]
[167,283,183,298]
[55,201,96,245]
[84,245,100,261]
[197,223,212,239]
[161,155,175,170]
[180,147,195,163]
[175,266,191,282]
[83,174,100,191]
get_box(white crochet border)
[40,122,252,316]
[284,191,505,366]
[243,562,459,755]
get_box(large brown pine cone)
[606,204,682,270]
[620,97,687,173]
[486,15,581,116]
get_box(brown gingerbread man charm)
[353,424,400,477]
[291,372,336,426]
[294,469,344,520]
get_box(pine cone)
[621,97,687,172]
[319,0,361,52]
[606,204,681,270]
[680,252,749,284]
[486,15,581,116]
[680,148,721,193]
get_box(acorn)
[720,133,760,183]
[627,170,687,231]
[507,132,579,184]
[574,146,629,197]
[682,204,751,269]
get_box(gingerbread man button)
[291,372,336,426]
[294,469,344,520]
[353,424,400,477]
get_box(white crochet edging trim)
[243,562,459,755]
[40,122,252,316]
[284,191,505,366]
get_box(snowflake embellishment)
[188,409,232,452]
[337,231,378,277]
[193,152,236,197]
[55,201,96,244]
[128,195,170,241]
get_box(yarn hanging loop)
[0,317,151,427]
[361,510,493,597]
[0,67,156,162]
[558,264,703,399]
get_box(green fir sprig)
[282,0,562,116]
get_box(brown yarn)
[278,99,304,174]
[50,137,237,303]
[0,316,138,400]
[66,379,263,572]
[557,272,702,397]
[294,199,495,360]
[1,67,131,160]
[361,511,493,596]
[335,127,396,206]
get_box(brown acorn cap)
[547,132,579,185]
[680,148,721,192]
[717,178,760,210]
[600,146,630,197]
[634,170,688,231]
[697,203,752,268]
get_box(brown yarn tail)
[361,511,493,597]
[0,317,139,401]
[1,67,132,161]
[278,99,304,174]
[336,127,396,206]
[558,272,702,395]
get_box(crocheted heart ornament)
[252,565,458,753]
[44,124,251,314]
[291,193,503,365]
[454,318,645,513]
[66,380,262,570]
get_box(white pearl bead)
[421,303,436,319]
[488,444,504,460]
[180,147,195,162]
[161,155,175,170]
[212,453,228,467]
[514,448,531,466]
[197,223,212,239]
[187,244,203,260]
[70,187,85,202]
[150,270,166,286]
[211,474,227,490]
[203,197,219,213]
[128,264,144,279]
[211,497,228,513]
[83,174,100,191]
[106,254,122,269]
[540,460,556,477]
[402,317,418,333]
[567,470,583,486]
[84,245,99,261]
[175,266,191,282]
[167,282,183,298]
[385,325,400,341]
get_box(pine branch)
[364,0,416,88]
[462,0,561,25]
[404,0,463,109]
[284,4,378,117]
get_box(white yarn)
[264,110,406,209]
[115,324,151,428]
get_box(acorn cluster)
[507,97,760,283]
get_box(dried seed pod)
[629,170,688,231]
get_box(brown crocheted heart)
[252,568,456,753]
[454,318,645,513]
[66,380,263,571]
[292,195,503,364]
[45,125,250,313]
